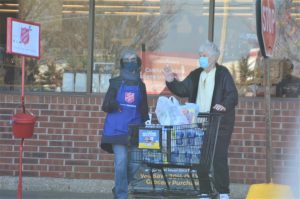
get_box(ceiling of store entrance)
[0,0,18,14]
[0,0,161,15]
[1,1,300,20]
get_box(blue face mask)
[198,57,209,69]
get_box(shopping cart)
[128,113,223,198]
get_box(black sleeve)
[101,79,120,113]
[166,71,195,98]
[221,70,238,111]
[140,82,150,122]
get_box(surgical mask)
[198,57,209,69]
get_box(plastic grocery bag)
[155,96,188,125]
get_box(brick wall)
[0,93,299,185]
[231,98,300,185]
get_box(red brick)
[40,110,65,116]
[75,117,99,123]
[91,173,114,180]
[74,153,97,160]
[64,147,87,153]
[0,170,14,176]
[74,166,98,173]
[74,141,97,148]
[49,165,72,172]
[64,135,87,141]
[50,117,74,123]
[65,172,90,179]
[50,104,74,110]
[91,160,114,167]
[48,128,72,134]
[0,164,18,170]
[0,151,19,157]
[0,158,13,164]
[48,153,72,159]
[49,141,72,147]
[65,160,89,166]
[0,145,13,151]
[100,167,114,173]
[65,111,90,117]
[235,121,254,128]
[17,171,39,177]
[88,135,100,142]
[40,159,64,165]
[38,135,63,140]
[65,122,89,129]
[15,158,39,164]
[40,122,63,128]
[23,164,47,171]
[40,171,65,178]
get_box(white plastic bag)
[155,96,188,125]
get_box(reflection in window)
[276,59,300,98]
[93,0,209,94]
[214,0,300,98]
[0,0,89,92]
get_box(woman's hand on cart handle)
[213,104,226,112]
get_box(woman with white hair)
[163,41,238,199]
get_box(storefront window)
[214,0,300,98]
[1,0,210,94]
[0,0,89,92]
[213,0,260,97]
[3,0,298,96]
[93,0,209,94]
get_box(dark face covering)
[120,62,141,81]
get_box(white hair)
[198,40,220,59]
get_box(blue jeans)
[112,144,140,199]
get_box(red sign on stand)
[6,17,40,58]
[6,17,40,199]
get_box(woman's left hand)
[213,104,226,112]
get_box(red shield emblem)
[20,27,30,44]
[125,92,135,104]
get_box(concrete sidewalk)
[0,190,113,199]
[0,177,247,199]
[0,189,245,199]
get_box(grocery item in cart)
[181,103,200,124]
[170,127,204,165]
[141,126,168,164]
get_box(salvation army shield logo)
[125,92,135,104]
[20,27,30,44]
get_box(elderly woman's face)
[198,50,217,70]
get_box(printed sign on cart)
[6,17,40,58]
[138,128,161,150]
[133,167,200,192]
